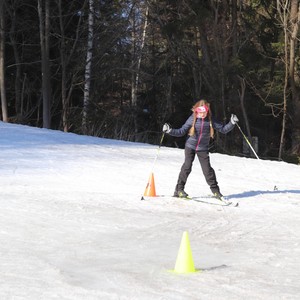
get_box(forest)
[0,0,299,164]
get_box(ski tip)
[141,196,145,201]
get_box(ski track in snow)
[0,121,300,299]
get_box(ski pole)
[236,122,282,192]
[150,131,165,172]
[236,123,260,159]
[141,131,165,200]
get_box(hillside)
[0,121,299,300]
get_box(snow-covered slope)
[0,121,299,300]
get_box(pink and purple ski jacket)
[168,114,234,151]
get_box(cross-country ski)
[142,194,239,207]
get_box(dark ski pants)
[175,147,220,194]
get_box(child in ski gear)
[163,99,238,199]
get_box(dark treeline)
[0,0,299,163]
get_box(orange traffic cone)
[143,172,156,197]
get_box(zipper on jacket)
[196,118,204,151]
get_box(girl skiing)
[163,99,239,199]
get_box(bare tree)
[58,0,84,132]
[38,0,51,128]
[238,76,252,141]
[276,0,289,160]
[129,1,149,141]
[7,0,22,121]
[130,1,149,107]
[277,0,300,158]
[0,0,8,122]
[58,0,68,132]
[82,0,94,134]
[289,0,300,155]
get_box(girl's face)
[195,105,209,119]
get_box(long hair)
[188,99,214,138]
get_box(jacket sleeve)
[213,119,235,134]
[168,115,193,137]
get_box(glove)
[162,123,171,133]
[231,114,239,125]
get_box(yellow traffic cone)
[173,231,198,273]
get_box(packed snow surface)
[0,121,299,300]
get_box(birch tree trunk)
[276,0,289,160]
[131,4,148,107]
[0,0,8,122]
[82,0,94,135]
[130,2,149,141]
[38,0,51,129]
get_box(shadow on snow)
[227,189,300,200]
